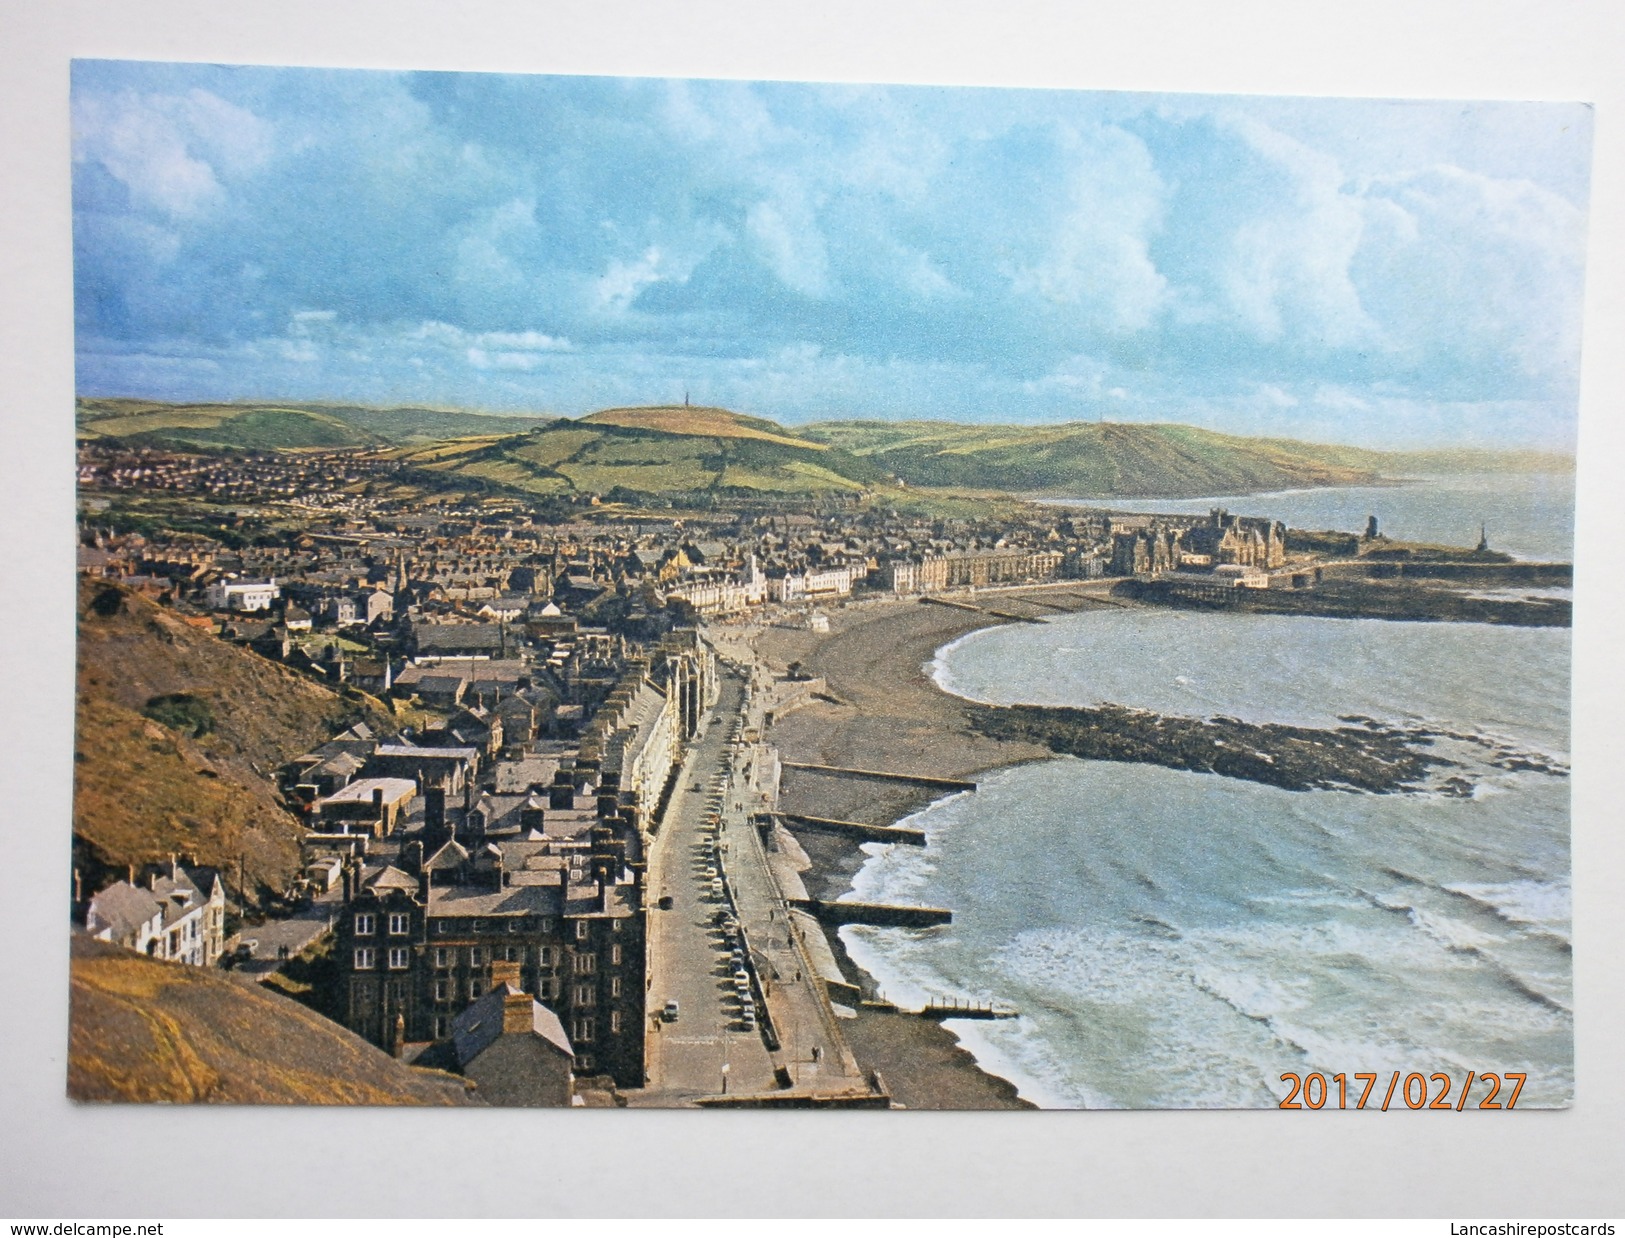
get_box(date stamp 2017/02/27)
[1279,1071,1527,1110]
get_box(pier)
[774,812,927,846]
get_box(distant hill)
[76,398,548,449]
[78,398,1572,499]
[75,579,390,901]
[68,936,476,1104]
[797,420,1384,497]
[798,420,1572,497]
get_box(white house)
[206,578,280,612]
[85,861,227,967]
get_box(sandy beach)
[722,588,1115,1109]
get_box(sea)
[839,473,1574,1109]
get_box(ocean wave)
[1443,879,1572,945]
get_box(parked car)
[657,894,674,911]
[662,1000,680,1022]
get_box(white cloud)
[1215,117,1382,350]
[476,330,571,352]
[1009,124,1168,333]
[72,87,274,218]
[746,191,832,298]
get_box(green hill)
[797,420,1384,497]
[391,405,888,500]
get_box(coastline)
[736,590,1109,1110]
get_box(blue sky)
[71,61,1592,448]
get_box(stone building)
[451,977,575,1106]
[335,777,649,1087]
[315,776,418,837]
[1111,509,1286,577]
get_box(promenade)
[633,665,870,1106]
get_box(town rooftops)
[415,624,504,652]
[425,840,471,872]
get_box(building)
[85,861,226,967]
[885,548,1065,594]
[451,978,575,1106]
[665,555,767,616]
[413,623,508,662]
[1112,509,1287,577]
[334,777,649,1087]
[769,563,861,603]
[365,743,481,796]
[205,578,280,612]
[315,776,418,837]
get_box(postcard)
[68,59,1587,1110]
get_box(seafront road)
[632,665,867,1105]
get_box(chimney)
[390,1011,406,1059]
[491,959,522,990]
[521,796,546,834]
[501,988,533,1034]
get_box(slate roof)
[366,865,420,892]
[425,840,471,871]
[87,881,162,941]
[452,983,572,1067]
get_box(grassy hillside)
[75,580,391,899]
[68,936,476,1105]
[77,399,381,450]
[798,420,1572,497]
[76,398,547,449]
[79,398,1572,499]
[391,406,888,499]
[798,420,1382,497]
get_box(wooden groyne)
[781,761,977,792]
[792,898,953,928]
[775,812,928,846]
[862,997,1019,1021]
[918,595,1044,623]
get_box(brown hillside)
[68,936,477,1105]
[74,580,391,897]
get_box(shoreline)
[737,590,1111,1109]
[732,580,1571,1108]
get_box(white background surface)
[2,0,1622,1218]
